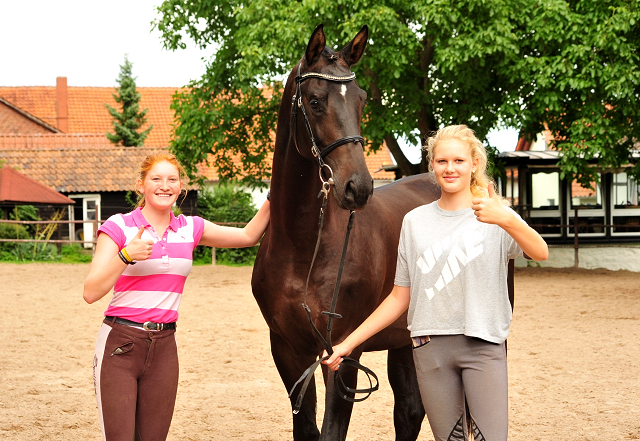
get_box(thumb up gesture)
[471,183,507,225]
[124,226,154,261]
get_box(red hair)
[136,152,186,208]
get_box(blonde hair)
[424,124,495,200]
[136,152,187,208]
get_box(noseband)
[291,63,365,198]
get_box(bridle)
[287,62,379,414]
[291,62,365,199]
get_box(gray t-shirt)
[394,201,523,344]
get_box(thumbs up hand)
[471,182,508,225]
[124,226,154,261]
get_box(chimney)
[56,76,68,132]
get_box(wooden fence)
[2,212,638,267]
[0,219,248,265]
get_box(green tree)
[194,186,259,265]
[154,0,640,187]
[512,1,640,188]
[106,55,153,147]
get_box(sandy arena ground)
[1,263,638,440]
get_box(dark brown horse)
[251,25,441,440]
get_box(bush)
[60,244,93,263]
[194,186,259,266]
[8,242,60,262]
[9,205,40,235]
[0,222,30,259]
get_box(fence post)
[93,219,99,254]
[212,247,216,265]
[574,208,579,268]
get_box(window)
[613,172,640,208]
[529,172,562,236]
[568,175,604,235]
[570,179,601,209]
[531,172,559,209]
[612,172,640,235]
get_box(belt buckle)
[143,321,158,331]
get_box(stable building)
[498,133,640,271]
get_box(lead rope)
[288,187,379,414]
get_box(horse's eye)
[310,99,320,110]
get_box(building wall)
[515,246,640,272]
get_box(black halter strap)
[291,63,365,167]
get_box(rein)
[287,62,379,414]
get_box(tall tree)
[154,0,640,188]
[106,55,153,147]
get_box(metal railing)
[525,208,640,268]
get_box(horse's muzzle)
[339,176,373,210]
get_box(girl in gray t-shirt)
[323,124,548,441]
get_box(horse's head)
[290,24,373,211]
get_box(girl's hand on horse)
[471,182,509,225]
[125,227,154,261]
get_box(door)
[82,196,101,248]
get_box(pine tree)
[105,55,152,147]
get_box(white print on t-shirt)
[415,229,485,300]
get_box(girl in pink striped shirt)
[83,152,270,441]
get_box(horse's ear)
[340,25,368,67]
[305,24,326,67]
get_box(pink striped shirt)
[97,207,205,323]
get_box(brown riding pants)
[93,319,179,441]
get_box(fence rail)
[0,219,101,245]
[2,213,638,267]
[0,219,248,264]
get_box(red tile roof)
[571,180,597,198]
[0,136,163,192]
[0,98,59,134]
[0,82,396,183]
[196,146,396,181]
[0,165,74,204]
[0,85,180,147]
[0,134,396,191]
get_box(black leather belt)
[105,316,176,331]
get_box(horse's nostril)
[344,179,372,208]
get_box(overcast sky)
[0,0,518,153]
[0,0,209,88]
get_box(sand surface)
[1,263,638,440]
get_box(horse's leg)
[318,352,360,441]
[270,330,320,441]
[387,345,425,441]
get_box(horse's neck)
[268,78,339,244]
[271,151,317,224]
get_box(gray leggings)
[413,335,508,441]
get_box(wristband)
[118,249,136,265]
[121,247,133,262]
